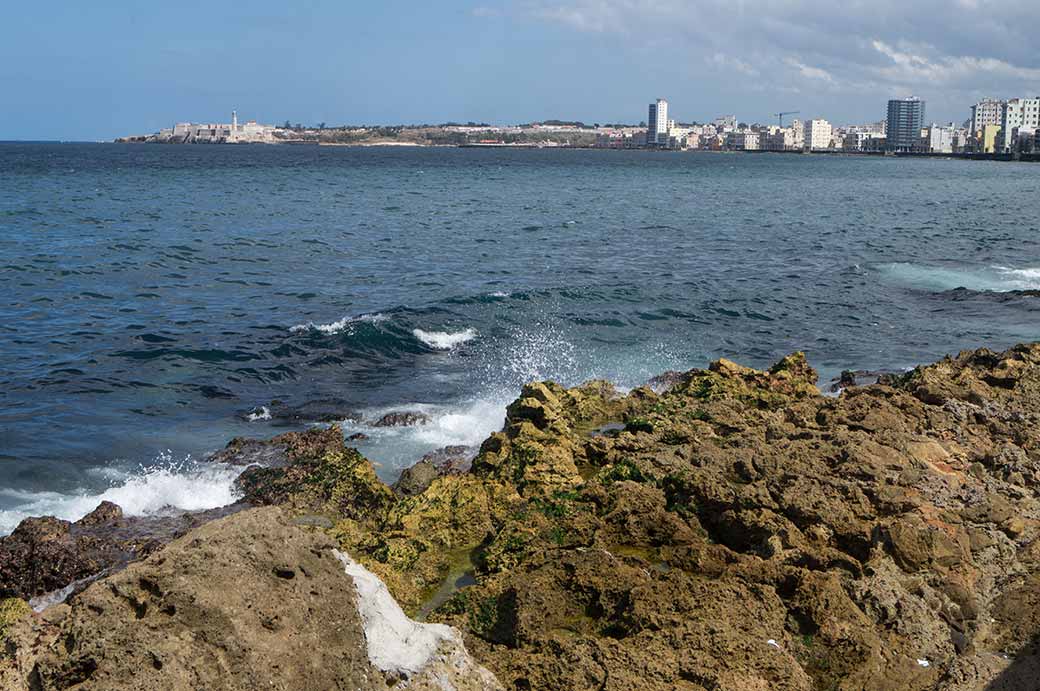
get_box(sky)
[2,0,1039,140]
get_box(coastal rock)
[0,507,502,691]
[0,500,246,602]
[373,410,433,427]
[243,398,360,426]
[329,344,1040,690]
[9,343,1040,689]
[393,461,441,497]
[420,444,476,474]
[0,598,30,641]
[207,424,346,467]
[393,447,478,497]
[0,503,139,600]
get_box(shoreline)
[3,341,1040,688]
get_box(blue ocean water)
[2,143,1039,532]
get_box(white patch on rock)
[334,549,456,676]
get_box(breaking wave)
[290,312,389,334]
[0,454,242,536]
[412,328,477,350]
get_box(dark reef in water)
[4,343,1040,690]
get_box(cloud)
[870,39,1040,85]
[511,0,1040,120]
[711,53,759,77]
[785,58,833,83]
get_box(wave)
[246,405,272,422]
[290,313,388,335]
[412,328,477,350]
[344,398,508,482]
[877,262,1040,293]
[0,454,242,536]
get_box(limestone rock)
[0,508,502,691]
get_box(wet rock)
[0,508,503,691]
[347,432,370,442]
[0,501,246,601]
[419,444,475,474]
[230,425,394,519]
[372,411,432,427]
[206,424,346,468]
[243,398,361,426]
[646,370,688,393]
[827,369,903,392]
[393,461,441,497]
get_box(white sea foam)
[345,397,507,481]
[877,262,1040,293]
[412,328,477,350]
[290,312,388,335]
[246,405,271,421]
[0,454,242,536]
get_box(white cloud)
[489,0,1040,121]
[711,53,759,77]
[870,39,1040,85]
[785,57,833,83]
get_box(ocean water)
[2,143,1039,533]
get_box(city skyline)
[3,1,1040,140]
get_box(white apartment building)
[971,99,1006,135]
[924,125,955,153]
[803,119,832,151]
[999,98,1040,152]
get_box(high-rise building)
[647,99,669,147]
[886,97,925,152]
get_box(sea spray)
[0,453,242,536]
[412,328,477,350]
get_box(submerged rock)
[373,410,432,427]
[0,507,502,690]
[242,398,361,426]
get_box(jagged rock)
[9,343,1040,690]
[207,424,345,467]
[0,508,502,691]
[373,411,432,427]
[420,445,475,474]
[0,500,245,601]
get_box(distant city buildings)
[886,97,926,152]
[159,111,278,144]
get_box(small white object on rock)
[767,639,781,649]
[917,659,930,667]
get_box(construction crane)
[775,111,800,127]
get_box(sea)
[2,143,1039,534]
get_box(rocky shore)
[3,343,1040,689]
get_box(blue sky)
[2,1,1039,140]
